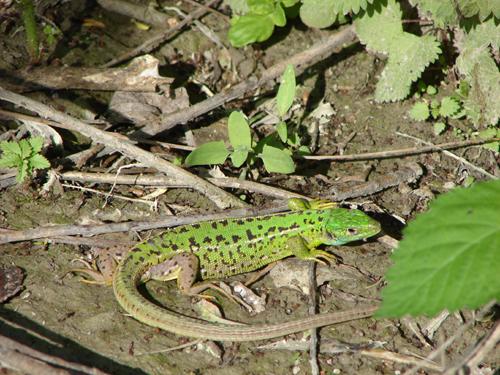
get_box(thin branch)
[0,87,245,209]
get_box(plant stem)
[21,0,39,62]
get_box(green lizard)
[67,198,381,341]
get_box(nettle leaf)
[228,12,275,47]
[228,112,252,150]
[277,63,296,118]
[375,33,441,102]
[378,179,500,318]
[260,144,295,174]
[355,0,403,54]
[409,102,430,121]
[456,18,500,126]
[433,122,446,135]
[185,141,230,166]
[300,0,337,28]
[439,97,460,117]
[333,0,373,15]
[410,0,459,28]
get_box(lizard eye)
[347,228,359,235]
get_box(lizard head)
[323,208,381,246]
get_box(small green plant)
[0,137,50,182]
[228,0,300,47]
[409,93,463,135]
[186,64,308,175]
[377,179,500,318]
[42,25,61,45]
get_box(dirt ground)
[1,1,500,375]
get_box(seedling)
[0,137,50,182]
[186,64,303,175]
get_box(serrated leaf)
[411,0,459,28]
[375,33,441,102]
[16,164,29,182]
[276,121,287,143]
[355,0,403,54]
[185,141,230,166]
[277,64,296,118]
[333,0,373,15]
[230,149,249,167]
[18,139,32,159]
[378,179,500,318]
[0,153,22,169]
[260,145,295,174]
[28,153,50,170]
[300,0,337,28]
[228,112,252,150]
[409,102,430,121]
[228,12,275,47]
[455,18,500,126]
[0,140,22,157]
[439,97,460,117]
[28,136,44,153]
[433,122,446,135]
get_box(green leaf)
[378,179,500,318]
[426,85,437,95]
[433,122,446,135]
[0,140,22,157]
[276,121,287,143]
[277,63,296,118]
[375,34,441,102]
[281,0,299,7]
[228,12,275,47]
[355,0,403,55]
[287,133,299,147]
[296,145,311,156]
[18,139,32,159]
[260,144,295,174]
[230,149,249,167]
[247,0,275,14]
[299,0,337,28]
[28,136,44,153]
[185,141,230,166]
[270,1,286,26]
[0,153,22,169]
[439,97,460,118]
[335,0,373,15]
[409,102,430,121]
[228,112,252,150]
[456,18,500,126]
[28,153,50,170]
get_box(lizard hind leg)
[61,246,128,285]
[143,252,239,304]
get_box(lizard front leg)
[286,236,338,265]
